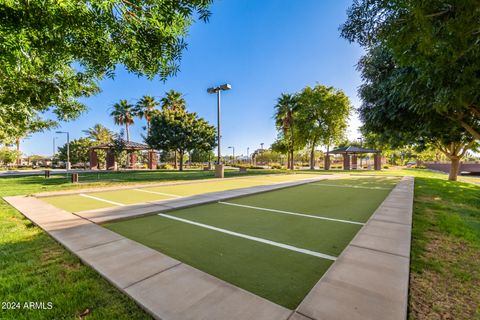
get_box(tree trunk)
[310,146,315,170]
[174,151,177,169]
[15,137,21,165]
[125,124,130,142]
[179,150,184,171]
[448,157,460,181]
[290,150,294,170]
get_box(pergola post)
[148,151,157,170]
[324,154,331,170]
[129,152,137,169]
[343,154,351,170]
[351,155,358,170]
[374,153,382,170]
[88,149,98,170]
[106,149,116,170]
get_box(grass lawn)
[1,168,479,319]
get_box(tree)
[161,90,187,111]
[356,45,477,180]
[135,96,160,134]
[57,138,95,168]
[160,90,187,168]
[0,1,211,143]
[341,0,480,140]
[274,93,300,170]
[146,109,216,171]
[111,100,135,142]
[82,124,113,143]
[191,149,215,163]
[0,147,21,165]
[297,85,351,169]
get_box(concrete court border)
[4,175,413,320]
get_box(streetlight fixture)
[56,131,70,170]
[228,146,235,164]
[207,83,232,178]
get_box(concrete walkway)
[4,175,414,320]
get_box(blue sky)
[23,0,363,157]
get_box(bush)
[158,163,174,170]
[235,164,264,169]
[383,165,390,169]
[270,164,285,170]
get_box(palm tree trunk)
[146,116,150,136]
[125,123,130,142]
[290,123,294,170]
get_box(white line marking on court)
[311,183,391,190]
[133,189,182,198]
[218,202,364,226]
[157,213,337,261]
[79,194,125,206]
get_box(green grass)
[0,169,285,319]
[408,178,480,319]
[105,177,393,309]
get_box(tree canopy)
[297,85,351,169]
[57,138,95,166]
[110,100,135,141]
[356,45,477,180]
[341,0,480,140]
[0,0,212,143]
[82,124,114,144]
[146,108,216,171]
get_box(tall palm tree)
[134,95,159,134]
[110,100,135,142]
[274,93,298,170]
[82,124,114,143]
[161,90,186,111]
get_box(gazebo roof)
[90,139,151,151]
[328,146,380,154]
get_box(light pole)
[52,137,57,166]
[247,147,250,165]
[260,142,264,150]
[228,146,235,164]
[56,131,70,170]
[207,83,232,178]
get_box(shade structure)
[325,146,382,171]
[88,139,157,170]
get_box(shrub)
[158,163,174,170]
[383,165,390,169]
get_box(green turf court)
[105,176,399,309]
[40,173,321,213]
